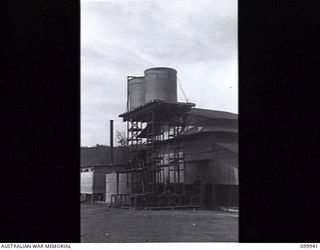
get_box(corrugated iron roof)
[216,142,238,154]
[189,108,238,120]
[183,126,238,135]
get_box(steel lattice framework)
[110,100,201,209]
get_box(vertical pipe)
[110,120,114,164]
[127,76,130,111]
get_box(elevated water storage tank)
[144,67,177,103]
[128,76,145,110]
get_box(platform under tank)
[128,76,145,110]
[144,67,177,103]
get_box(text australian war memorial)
[81,67,238,210]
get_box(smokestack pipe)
[110,120,114,164]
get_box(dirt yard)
[81,203,238,242]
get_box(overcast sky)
[81,0,238,147]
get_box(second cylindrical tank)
[105,173,131,203]
[128,76,145,110]
[144,67,177,103]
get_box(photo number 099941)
[300,245,318,248]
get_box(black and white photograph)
[80,0,238,243]
[2,0,319,246]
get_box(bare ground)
[81,203,238,243]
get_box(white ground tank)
[105,173,131,203]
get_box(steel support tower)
[111,100,200,209]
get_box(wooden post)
[116,173,119,195]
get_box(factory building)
[81,67,238,209]
[178,108,238,207]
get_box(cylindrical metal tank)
[128,76,145,110]
[105,173,131,203]
[118,173,130,194]
[106,173,116,204]
[81,171,106,194]
[144,67,177,103]
[81,172,94,194]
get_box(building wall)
[184,134,215,184]
[184,161,214,184]
[214,146,238,185]
[215,185,238,206]
[182,133,238,207]
[81,145,128,167]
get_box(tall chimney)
[110,120,114,164]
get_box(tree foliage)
[116,130,127,147]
